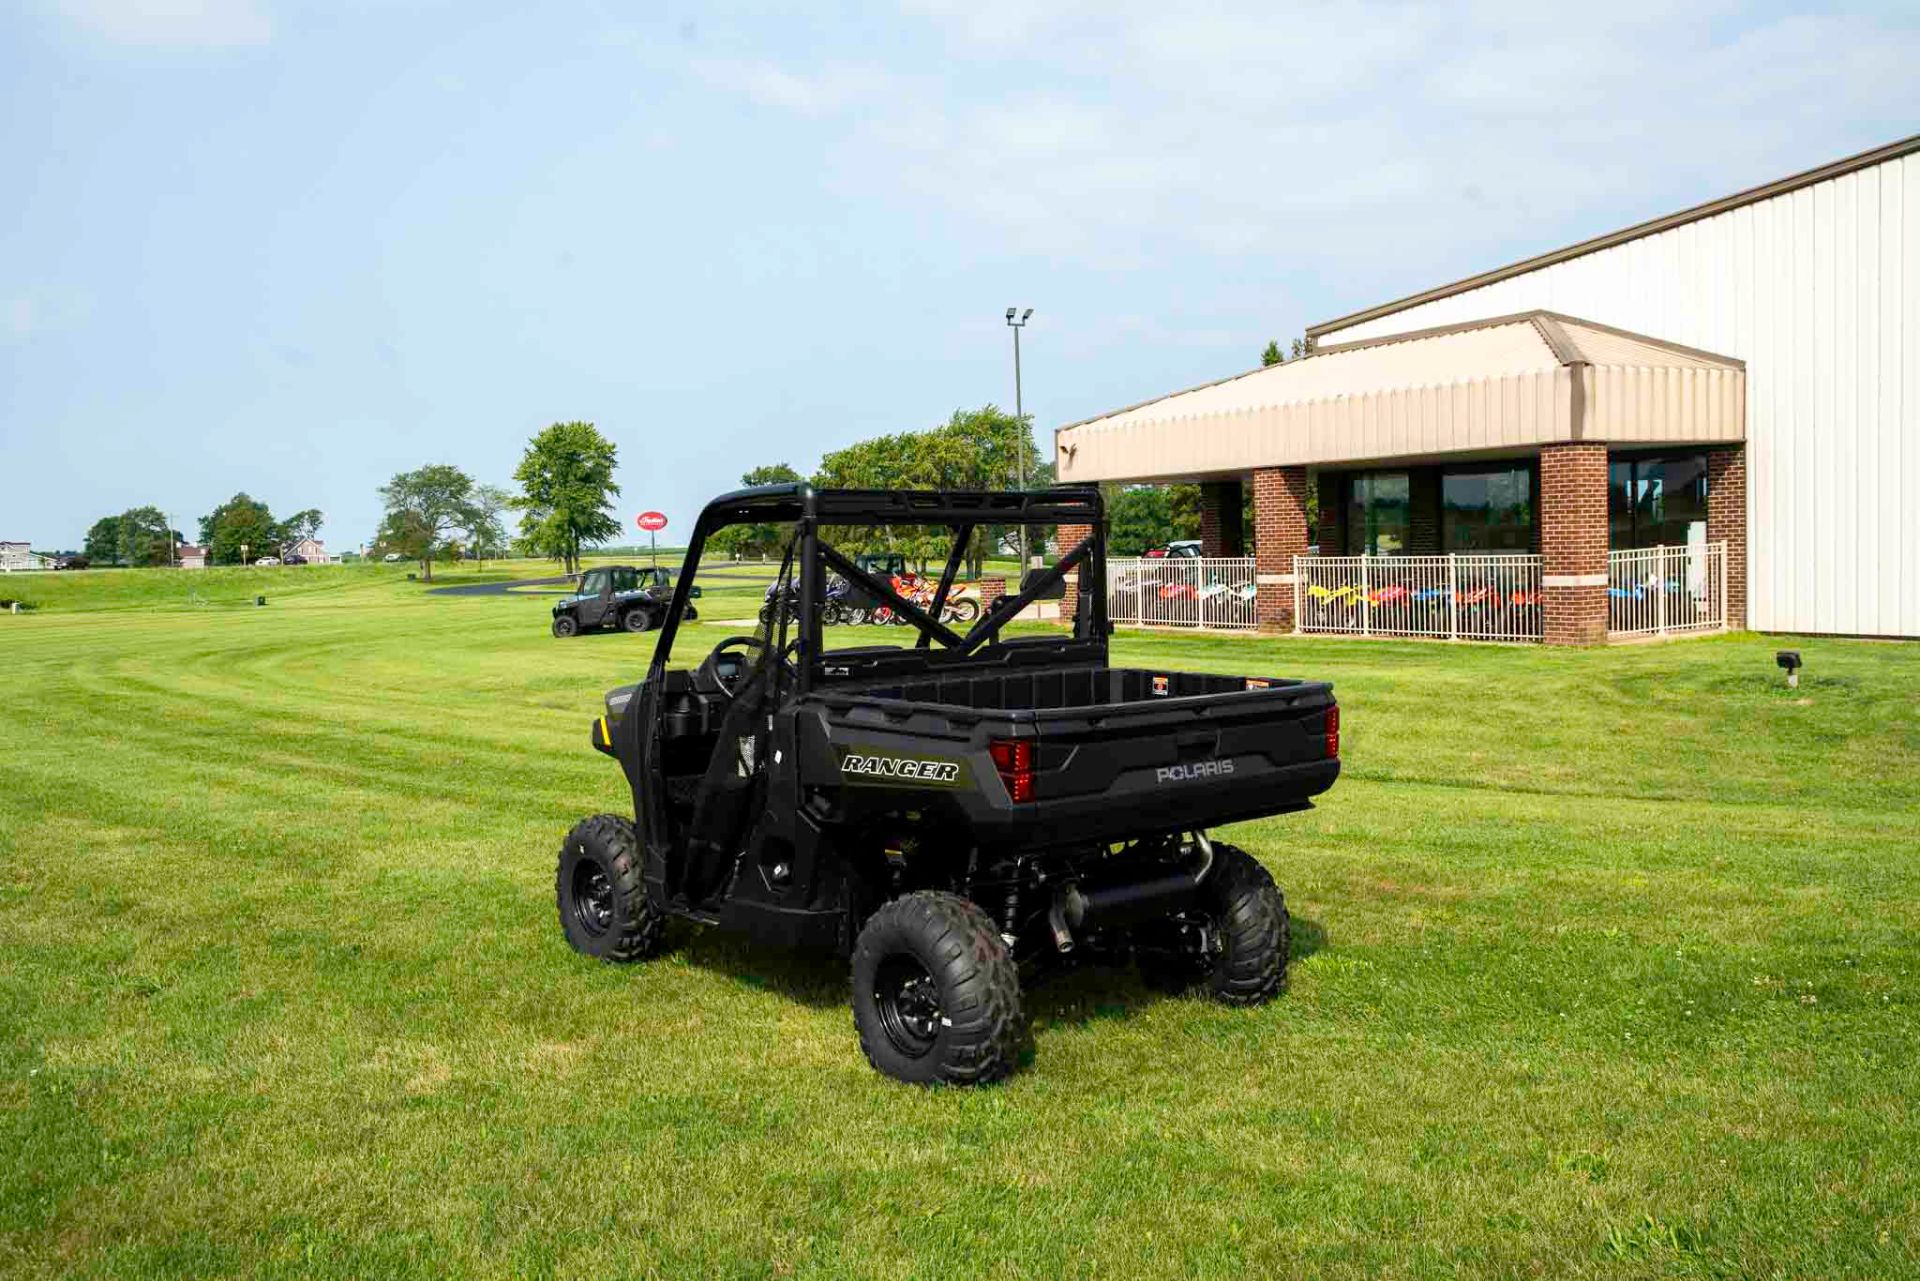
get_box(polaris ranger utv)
[550,565,697,637]
[555,485,1340,1084]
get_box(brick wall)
[1198,480,1245,557]
[1252,466,1309,631]
[1055,522,1091,625]
[1539,443,1609,645]
[1707,447,1747,630]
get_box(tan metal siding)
[1316,152,1919,638]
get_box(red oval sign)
[636,511,667,532]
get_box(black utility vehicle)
[555,486,1340,1084]
[551,565,697,637]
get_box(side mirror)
[688,585,703,599]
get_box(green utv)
[555,485,1341,1085]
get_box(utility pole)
[1005,306,1034,574]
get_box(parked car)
[553,484,1341,1085]
[282,553,308,566]
[254,556,281,567]
[551,565,699,637]
[1144,540,1204,559]
[382,553,404,562]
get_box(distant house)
[1,542,51,572]
[286,537,332,564]
[177,544,208,570]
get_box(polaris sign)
[1156,759,1235,784]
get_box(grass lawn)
[2,568,1917,1278]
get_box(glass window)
[1442,467,1533,551]
[609,567,640,593]
[1609,453,1711,549]
[580,569,609,596]
[1345,472,1410,555]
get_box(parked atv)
[551,565,699,638]
[554,485,1340,1085]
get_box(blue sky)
[3,1,1916,550]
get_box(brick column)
[1316,473,1345,554]
[1197,480,1245,557]
[1540,443,1609,645]
[1707,447,1747,630]
[1253,466,1309,632]
[1054,523,1092,624]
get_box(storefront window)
[1442,467,1533,552]
[1345,472,1410,555]
[1609,453,1711,549]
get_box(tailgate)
[1014,673,1337,840]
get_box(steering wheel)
[693,635,764,698]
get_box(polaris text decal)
[1156,759,1235,784]
[838,748,966,787]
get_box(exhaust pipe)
[1052,833,1216,939]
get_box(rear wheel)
[1138,841,1288,1004]
[622,607,656,633]
[556,814,667,961]
[551,614,579,638]
[852,892,1025,1086]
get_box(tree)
[117,506,178,567]
[707,463,804,561]
[1106,485,1178,555]
[377,464,486,582]
[201,493,280,566]
[1261,337,1308,367]
[813,406,1049,574]
[278,508,324,548]
[470,484,513,568]
[84,516,124,566]
[742,462,803,487]
[512,422,621,576]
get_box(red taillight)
[1324,705,1340,759]
[989,738,1034,803]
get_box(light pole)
[1005,306,1034,573]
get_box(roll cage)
[643,484,1108,695]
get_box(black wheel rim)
[873,954,942,1058]
[570,858,614,936]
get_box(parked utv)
[551,565,698,637]
[554,485,1340,1084]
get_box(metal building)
[1307,134,1920,639]
[1057,134,1919,642]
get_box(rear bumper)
[972,757,1339,851]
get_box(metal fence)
[1606,542,1727,637]
[1294,553,1546,642]
[1107,557,1258,631]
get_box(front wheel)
[551,614,579,638]
[556,815,668,961]
[852,892,1025,1086]
[945,597,981,625]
